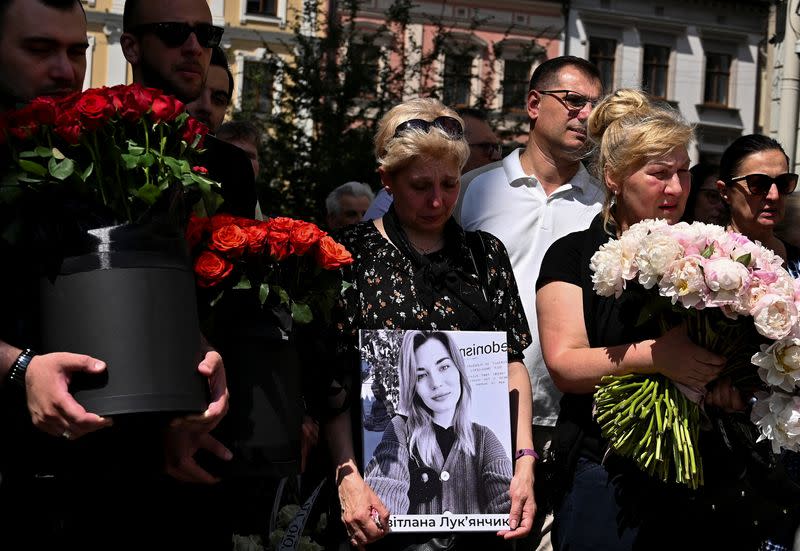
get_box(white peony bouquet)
[590,219,800,488]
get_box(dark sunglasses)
[537,89,600,111]
[131,22,224,48]
[728,172,798,196]
[393,116,464,139]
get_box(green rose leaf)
[126,141,145,156]
[274,285,290,305]
[291,302,313,324]
[233,275,252,290]
[17,159,47,176]
[79,162,94,182]
[134,182,161,204]
[120,153,140,170]
[48,157,74,180]
[51,147,65,160]
[259,282,270,305]
[18,150,38,158]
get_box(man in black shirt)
[121,0,258,217]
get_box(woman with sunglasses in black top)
[716,134,800,276]
[712,134,800,551]
[322,98,536,550]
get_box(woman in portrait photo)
[364,330,512,515]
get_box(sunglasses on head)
[393,116,464,140]
[131,22,224,48]
[728,172,798,196]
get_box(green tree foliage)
[238,0,554,222]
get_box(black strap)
[465,231,489,305]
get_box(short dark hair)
[528,55,602,93]
[217,120,261,149]
[718,134,790,184]
[211,46,234,100]
[122,0,142,32]
[0,0,84,31]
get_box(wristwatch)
[5,348,36,389]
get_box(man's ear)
[526,89,541,121]
[120,32,140,64]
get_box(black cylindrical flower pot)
[39,223,208,417]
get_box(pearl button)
[440,470,450,481]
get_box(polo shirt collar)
[502,147,595,193]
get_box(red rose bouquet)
[0,83,221,229]
[188,213,353,324]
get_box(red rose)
[194,250,233,288]
[75,89,115,130]
[290,221,326,256]
[210,224,248,258]
[150,94,184,122]
[26,97,58,125]
[192,165,208,174]
[182,116,209,148]
[245,223,270,255]
[53,109,82,144]
[315,235,354,269]
[117,84,156,121]
[185,214,209,249]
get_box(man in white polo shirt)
[458,55,604,548]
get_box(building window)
[589,37,616,91]
[704,53,731,106]
[350,43,381,96]
[502,59,530,111]
[642,45,669,99]
[242,61,274,113]
[246,0,277,17]
[443,54,472,108]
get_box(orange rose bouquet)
[188,213,353,324]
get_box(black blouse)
[333,220,531,360]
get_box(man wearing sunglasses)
[122,0,258,218]
[459,55,605,550]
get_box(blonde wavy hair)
[374,98,470,174]
[587,88,695,229]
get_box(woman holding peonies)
[324,97,535,550]
[534,89,769,550]
[716,134,800,276]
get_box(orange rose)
[194,251,233,287]
[245,223,270,255]
[210,224,248,258]
[290,221,326,256]
[267,217,297,261]
[315,235,354,269]
[211,214,257,230]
